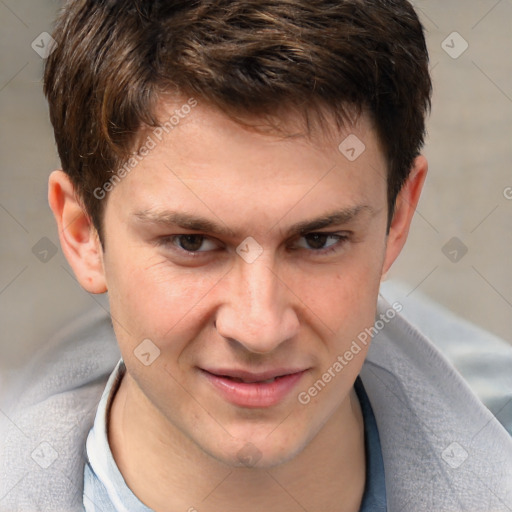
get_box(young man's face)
[52,98,425,469]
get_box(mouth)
[223,375,283,384]
[199,368,308,408]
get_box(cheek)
[104,249,225,349]
[287,242,385,337]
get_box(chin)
[204,428,312,470]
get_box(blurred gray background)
[1,0,511,376]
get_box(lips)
[200,367,308,408]
[214,374,284,385]
[202,368,305,383]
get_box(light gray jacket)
[1,285,511,511]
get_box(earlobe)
[48,170,107,294]
[381,155,428,277]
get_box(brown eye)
[294,232,350,254]
[304,233,329,250]
[177,234,206,252]
[158,234,220,255]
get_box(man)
[1,1,511,511]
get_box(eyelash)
[292,233,350,256]
[157,232,351,257]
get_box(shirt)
[83,359,386,511]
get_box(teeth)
[260,377,276,384]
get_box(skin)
[49,98,427,512]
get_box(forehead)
[107,98,388,231]
[145,97,376,155]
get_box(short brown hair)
[44,0,431,241]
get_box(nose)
[215,256,300,354]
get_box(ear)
[48,170,107,294]
[381,155,428,278]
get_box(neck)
[109,372,366,512]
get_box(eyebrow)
[284,205,375,236]
[133,205,376,239]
